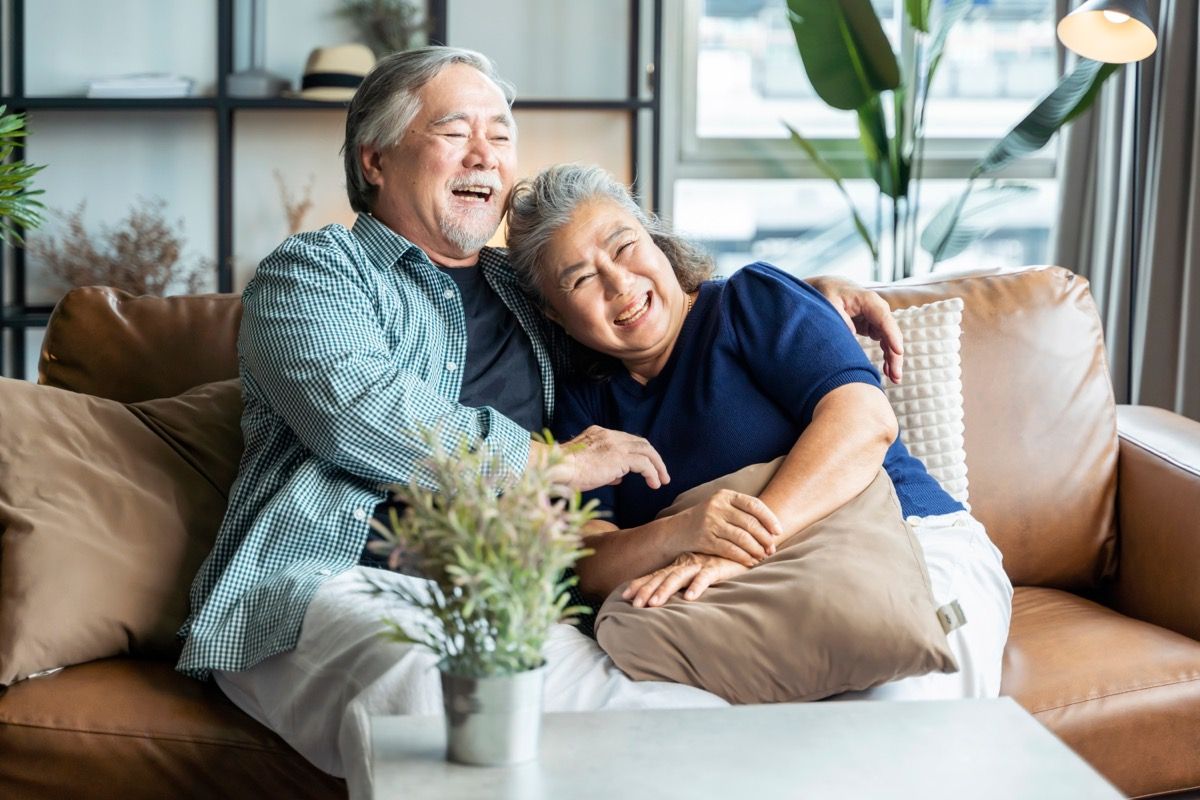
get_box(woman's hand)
[622,552,749,608]
[667,489,782,567]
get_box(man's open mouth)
[451,186,494,203]
[614,291,652,326]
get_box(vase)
[440,665,545,766]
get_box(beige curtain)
[1052,0,1200,418]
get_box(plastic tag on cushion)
[937,600,967,634]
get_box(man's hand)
[664,489,782,567]
[537,425,670,492]
[806,275,904,383]
[622,552,749,608]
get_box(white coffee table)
[370,698,1120,799]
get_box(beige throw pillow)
[0,378,244,685]
[857,297,970,508]
[595,466,957,704]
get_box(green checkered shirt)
[176,214,557,679]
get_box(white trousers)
[213,511,1012,799]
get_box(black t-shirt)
[364,263,544,567]
[439,264,544,432]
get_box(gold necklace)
[686,291,696,315]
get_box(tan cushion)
[0,378,243,685]
[875,267,1118,589]
[40,286,243,402]
[595,469,957,704]
[1001,587,1200,798]
[0,658,344,800]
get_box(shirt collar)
[351,213,518,284]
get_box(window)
[661,0,1060,281]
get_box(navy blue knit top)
[551,262,963,528]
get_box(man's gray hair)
[505,164,714,306]
[342,46,516,214]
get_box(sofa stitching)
[1027,673,1200,715]
[0,719,295,755]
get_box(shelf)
[1,96,217,110]
[1,310,52,328]
[0,96,656,113]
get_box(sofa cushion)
[1001,586,1200,798]
[857,297,970,507]
[40,286,243,402]
[0,378,243,685]
[876,267,1118,590]
[0,658,344,799]
[596,468,957,703]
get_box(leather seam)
[1027,672,1200,714]
[0,719,292,754]
[1119,434,1200,480]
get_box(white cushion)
[857,298,970,510]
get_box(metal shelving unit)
[0,0,660,379]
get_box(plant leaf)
[975,58,1120,176]
[786,123,878,261]
[920,182,1038,262]
[906,0,931,32]
[787,0,899,110]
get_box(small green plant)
[0,105,45,244]
[365,429,596,678]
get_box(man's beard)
[439,205,501,254]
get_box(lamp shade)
[1057,0,1157,63]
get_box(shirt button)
[446,361,457,372]
[443,288,455,299]
[353,507,367,521]
[318,569,332,577]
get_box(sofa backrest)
[40,286,242,404]
[39,267,1120,590]
[876,266,1118,590]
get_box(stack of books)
[86,73,195,99]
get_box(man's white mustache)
[447,174,503,193]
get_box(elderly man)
[177,46,902,795]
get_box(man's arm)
[242,234,533,488]
[805,275,904,383]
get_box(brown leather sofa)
[1,265,1197,798]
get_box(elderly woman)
[506,164,1013,700]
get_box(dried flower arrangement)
[336,0,430,56]
[274,169,315,235]
[366,429,595,678]
[32,198,208,296]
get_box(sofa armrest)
[1110,405,1200,641]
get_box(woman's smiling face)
[540,198,691,382]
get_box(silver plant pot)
[440,665,545,766]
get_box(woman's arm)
[573,491,781,601]
[611,383,896,609]
[757,381,897,543]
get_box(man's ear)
[359,145,384,187]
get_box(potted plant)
[365,429,595,766]
[0,105,45,243]
[786,0,1119,279]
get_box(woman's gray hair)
[342,46,516,214]
[505,164,714,306]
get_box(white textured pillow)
[857,297,970,509]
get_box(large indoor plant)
[366,429,594,765]
[786,0,1118,280]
